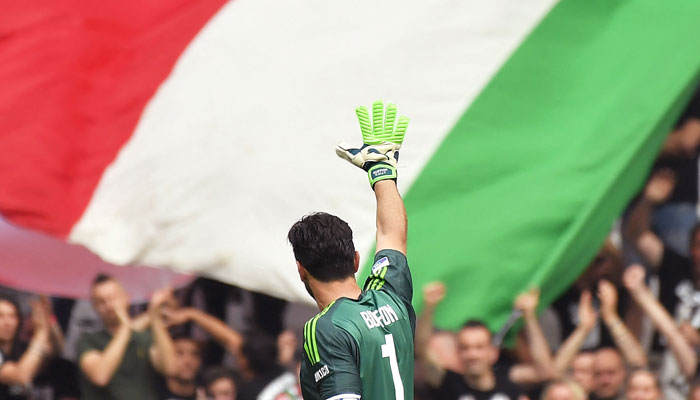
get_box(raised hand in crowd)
[597,279,647,368]
[662,116,700,158]
[553,290,597,377]
[148,287,178,377]
[77,275,177,400]
[415,282,447,374]
[164,306,243,359]
[625,169,676,268]
[0,295,52,388]
[623,265,698,378]
[510,287,556,384]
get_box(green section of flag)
[360,0,700,331]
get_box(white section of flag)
[70,0,558,302]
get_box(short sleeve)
[363,249,413,305]
[308,321,362,400]
[75,333,100,361]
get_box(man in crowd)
[417,283,554,400]
[159,335,202,400]
[541,380,587,400]
[77,274,177,400]
[626,169,700,341]
[591,348,626,400]
[203,367,237,400]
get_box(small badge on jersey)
[314,364,330,382]
[371,257,390,276]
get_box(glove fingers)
[372,101,384,138]
[381,103,397,140]
[355,107,374,144]
[391,116,409,144]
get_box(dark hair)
[202,366,237,389]
[287,212,356,282]
[92,273,115,287]
[0,294,25,357]
[170,333,202,352]
[241,331,279,374]
[461,319,493,338]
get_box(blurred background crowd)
[1,89,699,400]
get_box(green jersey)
[300,249,415,400]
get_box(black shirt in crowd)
[429,368,524,400]
[656,87,700,204]
[658,247,700,324]
[0,341,29,400]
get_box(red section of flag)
[0,0,228,237]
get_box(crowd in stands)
[0,89,699,400]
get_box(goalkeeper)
[288,101,415,400]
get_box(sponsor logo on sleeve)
[314,364,330,382]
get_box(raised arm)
[148,288,178,377]
[553,290,598,375]
[624,169,675,268]
[0,301,51,386]
[624,265,698,377]
[335,100,409,255]
[79,303,133,387]
[167,307,243,359]
[661,118,700,158]
[598,280,647,368]
[510,288,556,384]
[416,282,447,387]
[375,180,407,255]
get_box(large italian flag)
[2,0,700,329]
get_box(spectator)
[596,281,647,368]
[0,295,53,399]
[159,335,203,400]
[552,290,597,393]
[542,379,587,400]
[625,369,662,400]
[623,264,697,400]
[592,347,626,400]
[652,87,700,256]
[570,353,596,395]
[625,169,700,327]
[166,307,300,400]
[77,274,177,400]
[552,242,626,350]
[203,367,237,400]
[417,283,555,400]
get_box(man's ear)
[354,251,361,273]
[297,261,307,281]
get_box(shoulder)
[302,301,357,364]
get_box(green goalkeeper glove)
[336,100,409,187]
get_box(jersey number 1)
[381,334,404,400]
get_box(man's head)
[542,379,587,400]
[240,331,279,377]
[593,347,626,399]
[170,335,202,383]
[203,367,237,400]
[0,296,20,343]
[571,351,596,393]
[625,369,661,400]
[457,320,498,379]
[90,274,129,327]
[288,213,359,298]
